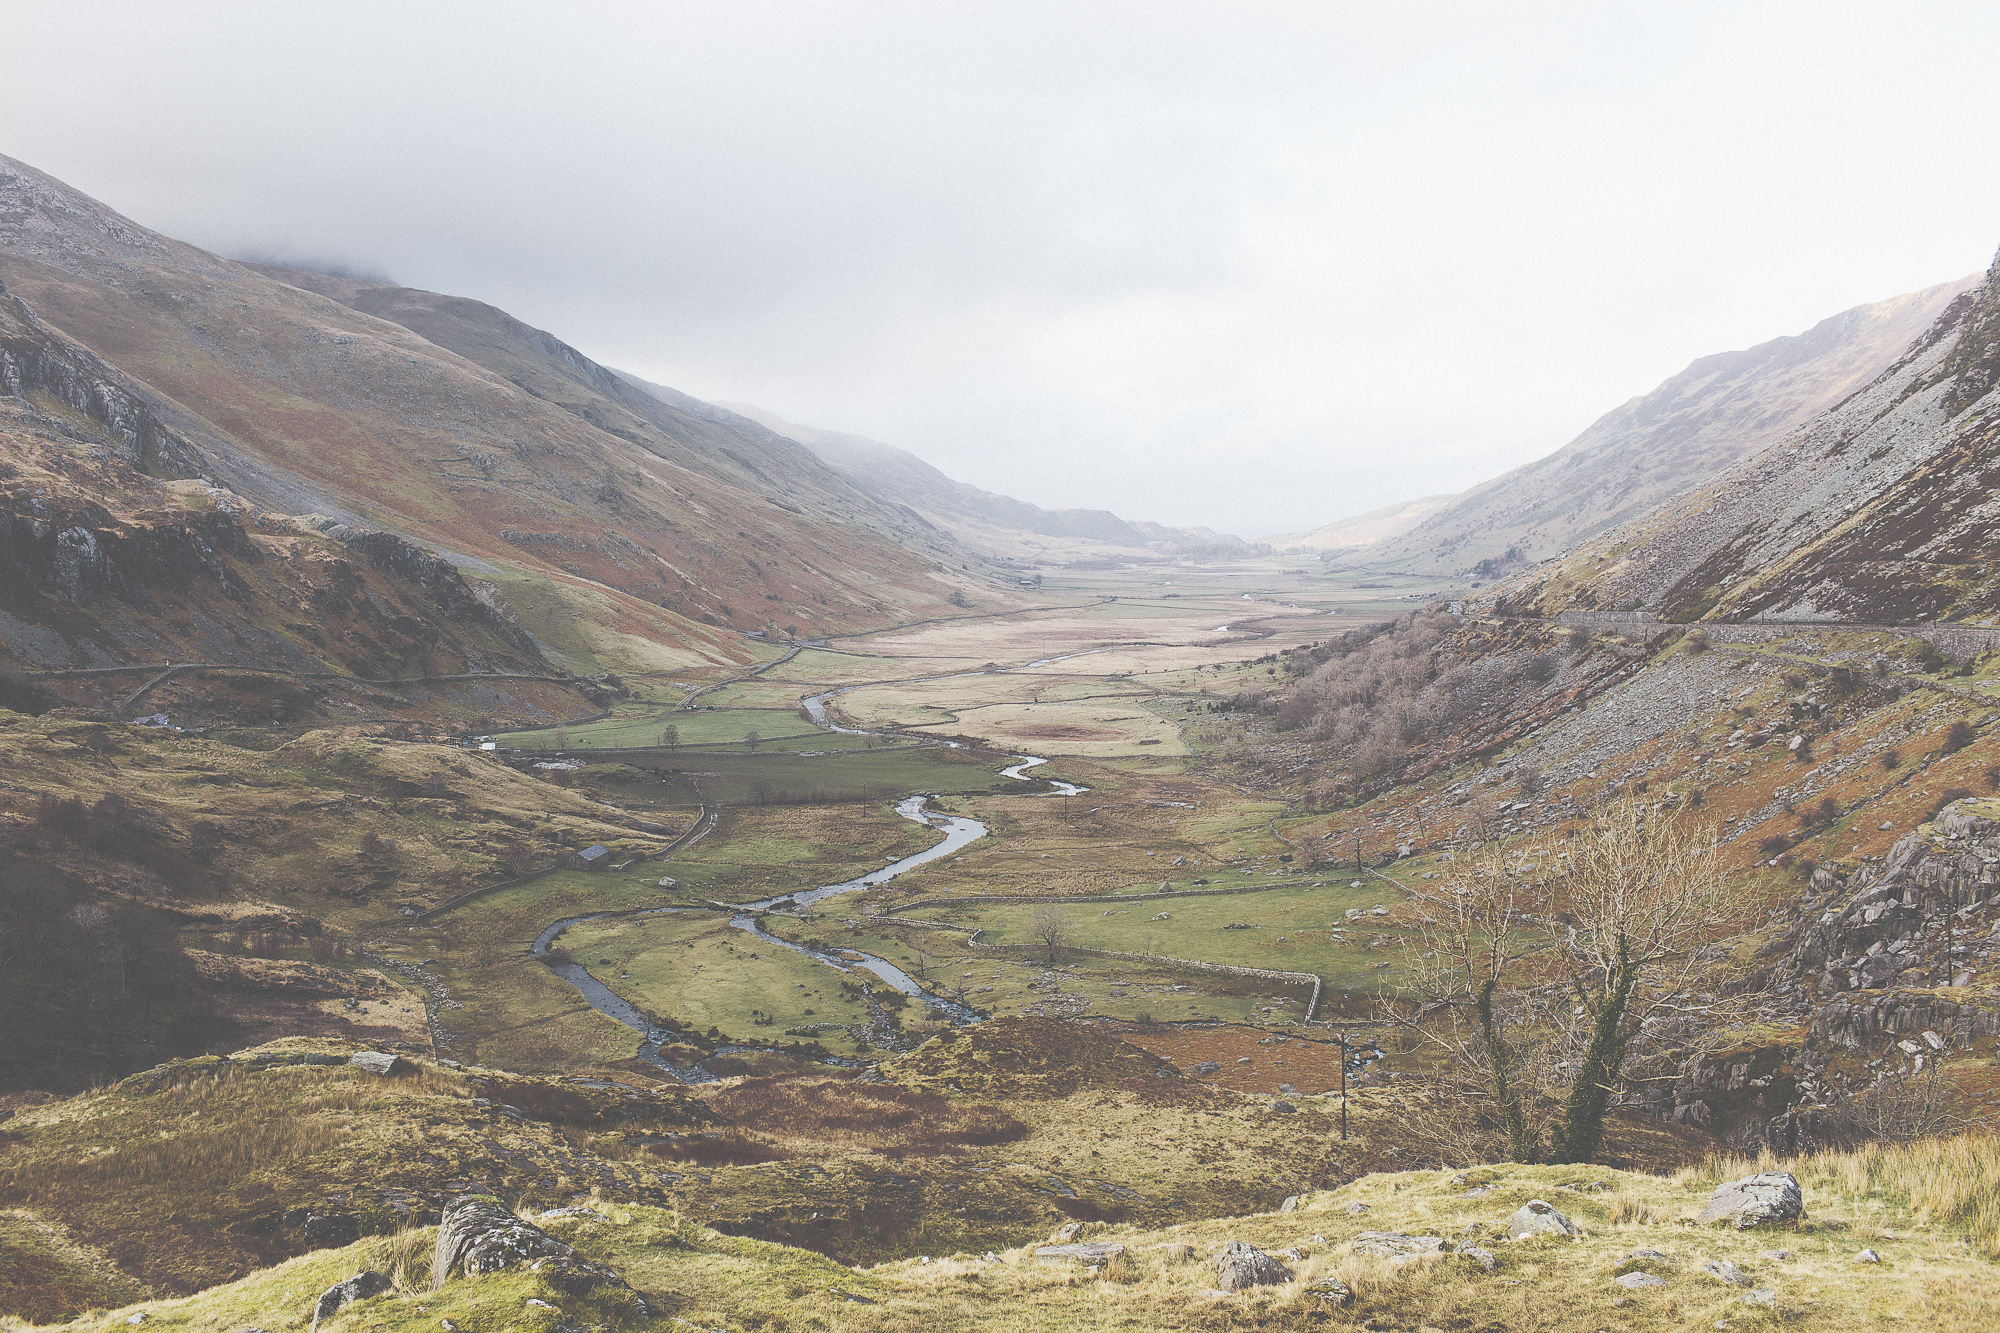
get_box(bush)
[1879,748,1903,770]
[1943,719,1976,755]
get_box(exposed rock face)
[1213,1240,1293,1291]
[1351,1231,1451,1262]
[1786,815,2000,998]
[1696,1172,1803,1229]
[430,1194,648,1312]
[309,1270,390,1332]
[1506,1200,1578,1239]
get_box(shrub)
[1879,748,1903,770]
[1943,719,1976,755]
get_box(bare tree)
[1030,904,1077,964]
[1391,800,1725,1164]
[1546,800,1726,1162]
[659,723,680,750]
[1394,838,1567,1162]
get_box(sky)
[7,2,2000,538]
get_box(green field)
[891,879,1407,988]
[495,703,861,751]
[761,916,1308,1025]
[559,911,879,1054]
[584,744,1037,805]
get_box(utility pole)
[1354,834,1363,874]
[1339,1029,1349,1140]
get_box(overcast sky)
[7,2,2000,537]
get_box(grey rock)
[1035,1242,1126,1263]
[348,1051,405,1077]
[1351,1231,1450,1264]
[1214,1240,1293,1291]
[1855,1247,1882,1263]
[1743,1288,1777,1307]
[430,1195,648,1313]
[1703,1258,1752,1286]
[1459,1245,1497,1271]
[1342,1201,1370,1215]
[1306,1278,1354,1307]
[1759,1249,1791,1261]
[1627,1248,1676,1262]
[1696,1171,1803,1229]
[537,1207,607,1221]
[1615,1271,1669,1289]
[1192,1062,1221,1075]
[302,1213,360,1248]
[1278,1195,1301,1214]
[1271,1100,1297,1114]
[310,1271,391,1332]
[1049,1221,1085,1243]
[1506,1199,1579,1239]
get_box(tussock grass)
[1707,1136,2000,1256]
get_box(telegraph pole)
[1339,1029,1349,1140]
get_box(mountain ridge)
[1356,275,1978,575]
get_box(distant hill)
[0,151,993,692]
[1263,494,1455,553]
[713,401,1258,558]
[1355,277,1978,575]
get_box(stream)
[535,661,1093,1079]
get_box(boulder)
[1214,1241,1293,1291]
[1049,1221,1085,1243]
[1743,1288,1777,1307]
[1615,1271,1668,1290]
[302,1213,360,1248]
[1855,1247,1882,1263]
[430,1194,649,1313]
[1695,1171,1803,1229]
[1505,1199,1578,1239]
[309,1271,391,1332]
[1035,1242,1126,1264]
[1351,1231,1450,1264]
[1459,1246,1497,1271]
[1342,1201,1370,1215]
[1306,1278,1355,1307]
[1702,1258,1752,1287]
[348,1051,405,1077]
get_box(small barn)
[573,843,612,870]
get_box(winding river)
[534,662,1093,1079]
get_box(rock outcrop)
[430,1194,649,1313]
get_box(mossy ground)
[23,1147,2000,1333]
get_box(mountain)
[1262,494,1454,554]
[0,153,991,707]
[712,400,1258,559]
[1511,246,2000,624]
[1355,276,1977,575]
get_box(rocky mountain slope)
[717,400,1258,559]
[1358,275,1975,576]
[0,153,995,695]
[1510,247,2000,624]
